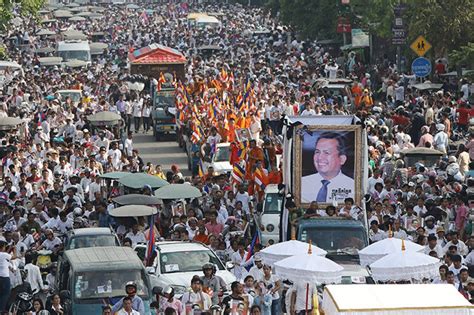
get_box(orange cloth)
[218,125,228,142]
[352,85,362,108]
[193,233,209,244]
[268,170,283,184]
[228,124,236,143]
[246,147,264,173]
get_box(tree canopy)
[0,0,45,31]
[268,0,474,57]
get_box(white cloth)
[424,244,444,258]
[231,251,248,280]
[248,265,264,282]
[443,240,469,256]
[180,291,212,311]
[301,172,355,203]
[41,237,62,251]
[0,252,12,277]
[125,231,147,246]
[24,263,45,293]
[117,309,140,315]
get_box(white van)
[261,184,283,245]
[57,40,91,65]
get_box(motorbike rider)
[200,263,227,305]
[35,229,63,260]
[111,281,145,315]
[181,275,212,312]
[155,286,183,315]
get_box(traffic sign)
[410,35,432,56]
[411,57,431,77]
[337,17,351,33]
[392,28,406,45]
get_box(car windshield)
[300,227,366,252]
[159,250,224,274]
[154,94,174,108]
[74,270,149,300]
[68,235,119,250]
[263,193,282,214]
[59,92,81,103]
[58,50,90,62]
[214,146,230,162]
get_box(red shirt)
[457,107,470,125]
[392,114,410,126]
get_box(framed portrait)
[235,128,252,142]
[294,125,362,207]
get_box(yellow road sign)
[410,35,432,56]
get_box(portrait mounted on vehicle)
[294,125,362,207]
[235,128,252,142]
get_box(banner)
[351,29,370,48]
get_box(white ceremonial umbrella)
[260,239,327,267]
[274,247,344,284]
[274,242,343,315]
[358,236,424,267]
[370,240,441,282]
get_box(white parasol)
[358,236,424,267]
[369,240,441,282]
[274,242,343,315]
[260,239,327,267]
[274,242,342,284]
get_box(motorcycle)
[36,249,53,277]
[9,269,37,315]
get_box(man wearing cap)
[248,253,264,282]
[33,126,48,145]
[433,124,448,154]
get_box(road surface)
[133,132,191,176]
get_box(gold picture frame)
[293,124,363,208]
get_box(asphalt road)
[133,132,191,176]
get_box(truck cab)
[150,85,176,141]
[297,218,373,284]
[57,40,91,65]
[57,246,154,314]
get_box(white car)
[211,143,232,175]
[144,241,236,296]
[260,184,283,245]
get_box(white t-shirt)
[125,231,147,246]
[235,191,251,214]
[41,237,62,251]
[0,252,12,277]
[262,274,280,300]
[124,138,134,157]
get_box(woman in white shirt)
[132,99,143,133]
[142,100,152,133]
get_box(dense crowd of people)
[0,0,473,314]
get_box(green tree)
[404,0,474,56]
[0,0,45,31]
[449,42,474,68]
[278,0,339,39]
[350,0,474,57]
